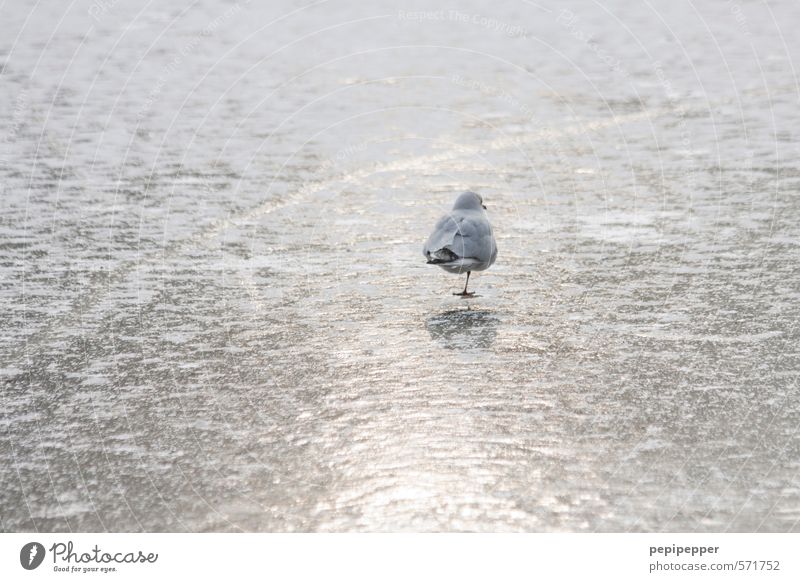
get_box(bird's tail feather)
[426,247,459,264]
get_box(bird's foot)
[452,291,477,298]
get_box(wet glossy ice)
[1,0,799,531]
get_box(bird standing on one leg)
[423,191,498,297]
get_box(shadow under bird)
[423,191,498,297]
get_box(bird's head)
[453,191,487,211]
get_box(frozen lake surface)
[1,0,799,531]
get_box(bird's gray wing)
[424,211,495,263]
[423,214,459,259]
[455,214,495,264]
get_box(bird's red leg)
[453,271,475,297]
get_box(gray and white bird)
[423,191,498,297]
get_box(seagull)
[423,191,498,297]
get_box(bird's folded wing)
[423,213,494,263]
[423,215,458,258]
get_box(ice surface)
[1,0,799,532]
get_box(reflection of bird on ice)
[423,192,497,297]
[426,309,499,350]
